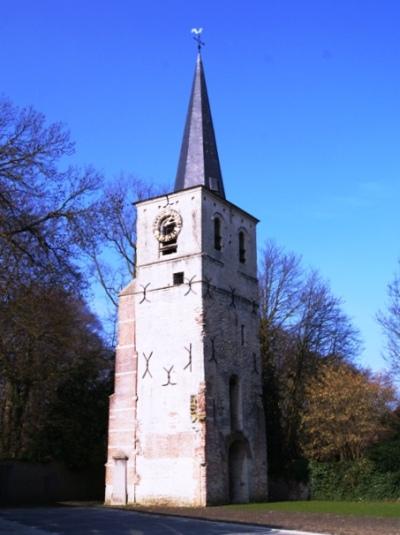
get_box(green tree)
[368,406,400,473]
[0,283,112,464]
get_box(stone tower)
[105,53,267,506]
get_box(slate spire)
[174,53,225,198]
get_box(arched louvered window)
[239,231,246,263]
[214,217,222,251]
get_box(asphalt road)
[0,507,326,535]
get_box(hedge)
[309,459,400,501]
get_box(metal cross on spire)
[191,27,205,52]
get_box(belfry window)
[160,239,177,256]
[214,217,222,251]
[239,231,246,263]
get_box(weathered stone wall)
[201,188,267,504]
[105,186,267,505]
[105,280,138,504]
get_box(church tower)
[105,52,267,506]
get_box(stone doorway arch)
[228,440,249,503]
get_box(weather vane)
[191,28,205,52]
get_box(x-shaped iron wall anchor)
[162,193,173,208]
[184,275,196,296]
[142,352,153,378]
[184,343,192,371]
[162,365,176,386]
[139,283,151,304]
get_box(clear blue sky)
[2,1,399,372]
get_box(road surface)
[0,506,327,535]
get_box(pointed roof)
[174,53,225,198]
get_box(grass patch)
[225,501,400,518]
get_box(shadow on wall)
[0,461,104,505]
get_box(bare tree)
[259,240,361,461]
[259,240,303,336]
[259,241,359,367]
[0,96,163,341]
[259,241,304,470]
[0,97,100,292]
[78,174,163,308]
[378,261,400,379]
[0,98,116,467]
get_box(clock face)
[153,210,183,243]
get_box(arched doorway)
[228,440,249,503]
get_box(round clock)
[153,210,183,243]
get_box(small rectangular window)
[173,272,184,285]
[241,324,245,346]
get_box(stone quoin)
[105,52,268,506]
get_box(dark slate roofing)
[174,53,226,198]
